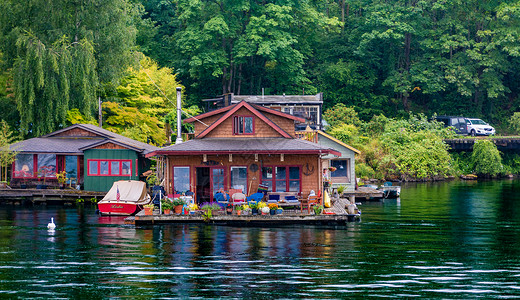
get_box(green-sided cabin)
[10,124,159,192]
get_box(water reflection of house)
[203,93,324,131]
[147,101,340,203]
[10,124,158,191]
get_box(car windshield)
[468,119,487,125]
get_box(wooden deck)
[0,188,105,204]
[125,197,361,227]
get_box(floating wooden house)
[147,101,340,203]
[10,124,158,191]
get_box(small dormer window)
[233,116,254,135]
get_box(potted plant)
[260,206,270,215]
[337,185,346,197]
[226,203,233,215]
[241,204,250,215]
[236,204,244,215]
[188,203,199,215]
[249,202,259,215]
[313,205,324,215]
[172,198,186,214]
[56,171,67,189]
[257,202,268,215]
[143,204,155,215]
[201,202,221,221]
[268,203,278,215]
[162,200,173,215]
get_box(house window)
[233,116,254,135]
[37,154,57,177]
[14,154,34,178]
[261,166,300,193]
[293,106,319,125]
[331,160,349,180]
[88,159,132,176]
[173,167,190,194]
[65,156,78,184]
[230,166,247,194]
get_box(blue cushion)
[285,195,298,201]
[268,194,280,201]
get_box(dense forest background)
[1,0,520,142]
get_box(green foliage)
[0,121,18,174]
[323,103,362,128]
[502,153,520,175]
[328,124,359,146]
[509,112,520,135]
[103,55,191,145]
[0,0,140,136]
[355,163,375,181]
[66,109,97,126]
[471,140,504,177]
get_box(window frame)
[173,166,191,195]
[13,154,59,178]
[233,115,255,135]
[230,166,248,194]
[261,165,301,193]
[87,159,133,176]
[330,159,350,180]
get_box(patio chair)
[301,192,321,214]
[232,192,247,204]
[246,192,264,205]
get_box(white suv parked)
[466,118,495,136]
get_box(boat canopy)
[101,180,149,203]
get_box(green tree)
[0,0,141,136]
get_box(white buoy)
[47,217,56,230]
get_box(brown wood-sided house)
[146,101,340,203]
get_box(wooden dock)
[0,188,105,204]
[125,197,361,227]
[343,186,384,201]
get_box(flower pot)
[276,209,283,215]
[163,209,171,215]
[174,205,183,214]
[36,184,47,189]
[226,208,233,215]
[270,210,276,215]
[144,207,154,215]
[252,208,258,215]
[237,210,242,216]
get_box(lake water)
[1,179,520,298]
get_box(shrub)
[471,140,503,177]
[509,112,520,134]
[323,103,361,128]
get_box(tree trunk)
[237,64,242,95]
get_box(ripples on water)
[1,180,520,298]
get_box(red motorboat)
[98,180,152,216]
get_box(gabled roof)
[317,130,361,154]
[12,124,159,155]
[147,138,341,157]
[195,101,296,139]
